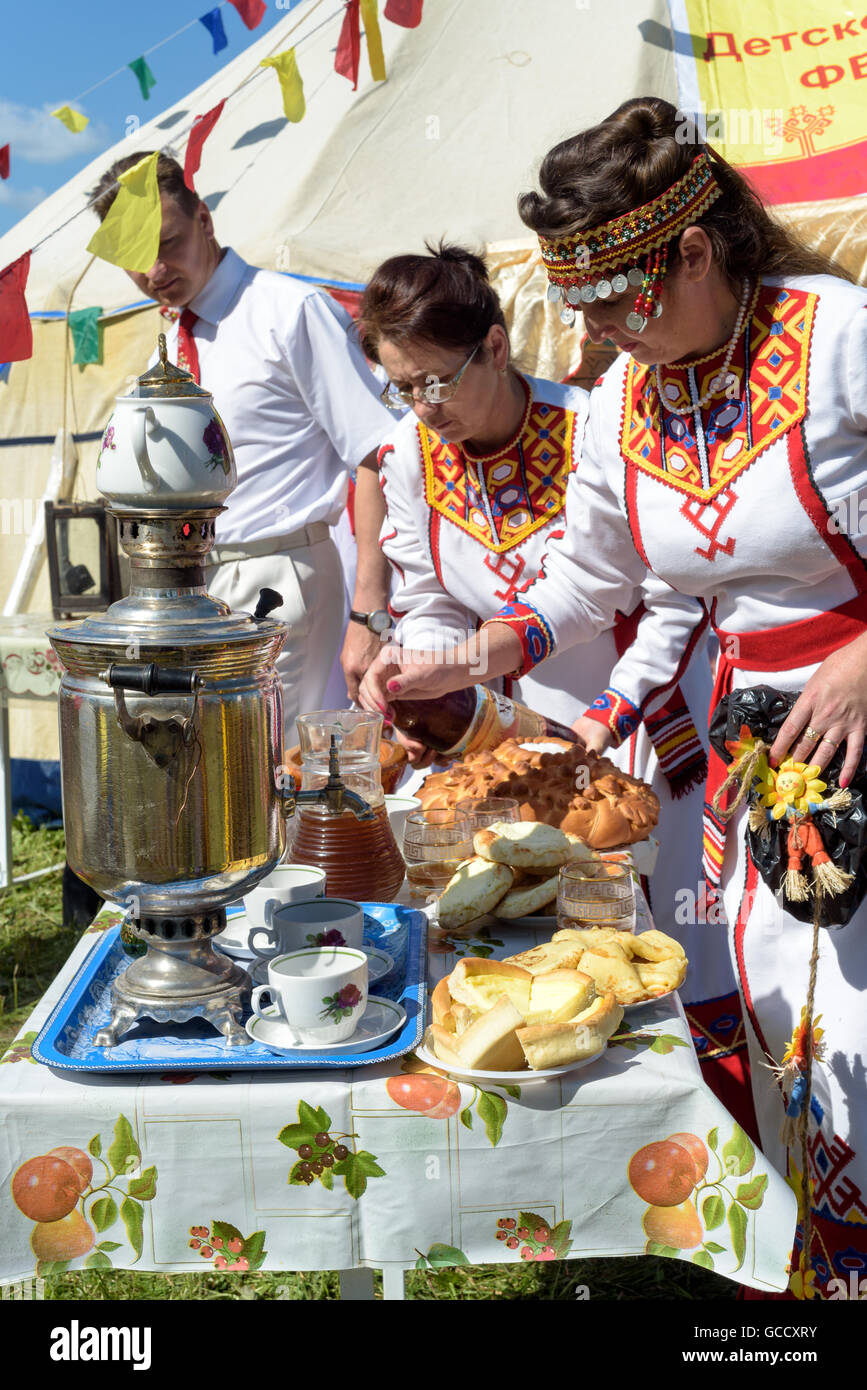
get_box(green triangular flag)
[128,57,157,101]
[69,307,103,366]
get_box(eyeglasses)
[380,342,482,411]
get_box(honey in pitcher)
[287,802,406,901]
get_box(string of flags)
[0,0,424,372]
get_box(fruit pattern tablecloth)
[0,905,797,1291]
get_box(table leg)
[338,1268,376,1300]
[0,690,11,892]
[381,1266,407,1301]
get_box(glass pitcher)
[287,710,406,901]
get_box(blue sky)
[0,0,302,239]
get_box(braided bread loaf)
[417,737,658,849]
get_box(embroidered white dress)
[378,372,714,959]
[491,278,867,1296]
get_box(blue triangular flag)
[199,8,229,54]
[0,363,11,383]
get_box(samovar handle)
[100,663,202,767]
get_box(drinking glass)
[454,796,520,835]
[557,860,636,931]
[403,808,473,899]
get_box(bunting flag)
[384,0,422,25]
[0,146,8,180]
[261,50,306,123]
[128,56,157,101]
[335,0,361,89]
[86,152,162,272]
[360,0,386,81]
[0,363,10,383]
[227,0,266,29]
[184,100,225,191]
[0,253,33,364]
[69,306,103,366]
[199,8,229,54]
[51,105,90,133]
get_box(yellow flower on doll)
[781,1007,826,1069]
[788,1264,818,1300]
[756,759,827,820]
[724,723,770,783]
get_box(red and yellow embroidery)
[620,285,817,503]
[419,391,575,553]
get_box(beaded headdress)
[538,151,723,333]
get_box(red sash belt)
[702,592,867,890]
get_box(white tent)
[0,0,863,768]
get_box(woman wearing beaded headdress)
[362,100,867,1299]
[357,242,714,925]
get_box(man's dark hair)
[88,151,200,221]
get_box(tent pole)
[3,429,80,617]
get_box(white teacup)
[243,864,327,931]
[385,795,422,847]
[250,946,368,1044]
[250,897,363,963]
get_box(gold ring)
[804,726,823,742]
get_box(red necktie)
[176,308,200,383]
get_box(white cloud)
[0,99,107,164]
[0,182,47,210]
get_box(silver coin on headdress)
[566,286,583,305]
[580,283,597,303]
[625,311,647,332]
[611,273,628,294]
[652,301,663,317]
[560,305,576,326]
[627,267,645,287]
[546,284,563,303]
[594,279,613,299]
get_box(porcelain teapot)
[96,333,236,509]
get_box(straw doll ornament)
[709,685,867,1291]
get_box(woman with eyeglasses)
[357,242,717,944]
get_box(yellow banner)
[51,106,89,134]
[260,49,306,123]
[86,153,161,273]
[361,0,387,82]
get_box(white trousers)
[203,534,346,746]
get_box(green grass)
[2,816,738,1302]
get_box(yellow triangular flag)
[86,152,162,273]
[51,105,90,133]
[260,49,305,123]
[360,0,386,82]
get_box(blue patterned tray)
[31,904,427,1074]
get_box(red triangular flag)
[384,0,423,26]
[0,252,33,363]
[184,100,226,192]
[0,145,9,180]
[335,0,361,89]
[226,0,265,29]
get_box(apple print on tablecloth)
[628,1122,767,1271]
[9,1114,156,1275]
[387,1054,519,1147]
[278,1099,385,1199]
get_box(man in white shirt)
[89,152,392,736]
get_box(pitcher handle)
[130,405,161,490]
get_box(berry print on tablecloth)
[494,1212,574,1262]
[278,1099,385,1199]
[188,1220,266,1272]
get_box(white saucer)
[414,1041,602,1085]
[214,908,257,957]
[246,996,407,1057]
[249,947,393,988]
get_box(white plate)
[246,996,406,1057]
[249,947,393,988]
[213,908,256,957]
[623,988,680,1011]
[491,912,557,929]
[414,1041,602,1085]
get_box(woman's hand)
[571,714,613,756]
[768,629,867,787]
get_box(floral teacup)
[249,947,368,1045]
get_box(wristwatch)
[349,608,391,635]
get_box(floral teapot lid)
[130,333,211,399]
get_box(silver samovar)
[48,338,292,1047]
